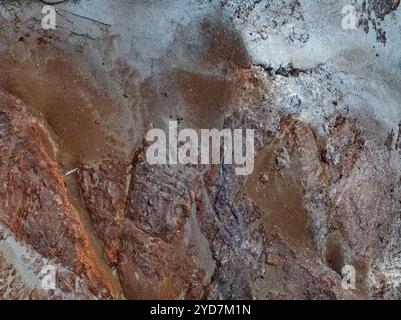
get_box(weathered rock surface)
[0,0,401,299]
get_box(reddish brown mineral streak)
[0,90,122,299]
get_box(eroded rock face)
[0,90,122,299]
[1,0,401,299]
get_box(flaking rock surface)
[1,0,401,299]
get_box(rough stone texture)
[0,0,401,300]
